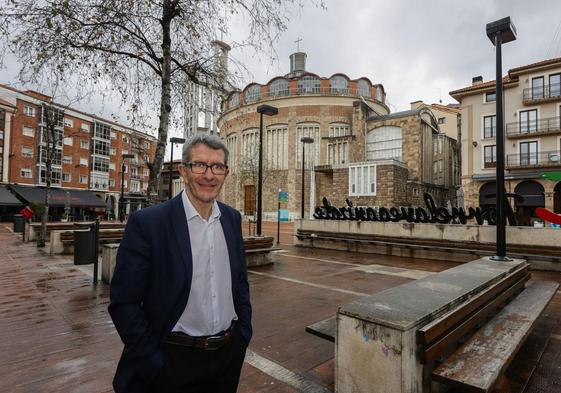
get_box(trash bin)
[74,227,94,265]
[13,214,25,233]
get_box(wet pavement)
[1,221,560,393]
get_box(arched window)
[266,124,288,169]
[330,75,348,95]
[296,123,321,168]
[269,79,289,97]
[230,92,240,107]
[297,75,320,95]
[357,79,371,98]
[244,85,260,103]
[241,128,258,162]
[226,134,238,173]
[376,87,383,102]
[366,126,402,161]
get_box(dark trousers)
[149,329,247,393]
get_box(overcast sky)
[2,0,561,150]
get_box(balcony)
[523,83,561,104]
[506,150,561,169]
[130,174,141,180]
[506,116,561,139]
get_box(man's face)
[179,143,228,205]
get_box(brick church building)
[218,52,460,219]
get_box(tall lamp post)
[486,17,517,261]
[300,137,314,219]
[168,137,186,200]
[256,104,278,237]
[119,153,135,222]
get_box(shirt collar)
[182,190,221,223]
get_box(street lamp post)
[119,153,135,222]
[486,17,517,261]
[256,104,278,237]
[300,137,314,219]
[168,137,186,200]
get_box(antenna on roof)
[295,37,303,52]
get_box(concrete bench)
[56,229,124,254]
[305,258,559,392]
[244,236,279,267]
[29,222,125,242]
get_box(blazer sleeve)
[108,212,164,383]
[236,211,253,345]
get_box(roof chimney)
[472,76,483,85]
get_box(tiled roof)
[449,76,513,96]
[509,57,561,74]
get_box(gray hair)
[182,134,229,165]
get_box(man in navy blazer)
[109,134,252,393]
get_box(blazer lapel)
[170,194,193,286]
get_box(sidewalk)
[1,223,560,392]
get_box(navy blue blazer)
[108,194,252,393]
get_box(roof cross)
[295,37,303,52]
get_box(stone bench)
[50,229,124,254]
[244,236,279,267]
[305,258,559,393]
[30,221,125,242]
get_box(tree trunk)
[147,0,174,204]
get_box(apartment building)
[0,85,157,220]
[450,57,561,225]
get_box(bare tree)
[0,0,323,203]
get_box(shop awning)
[0,186,22,206]
[9,185,106,208]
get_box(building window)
[22,126,35,137]
[329,123,351,137]
[226,134,238,173]
[122,135,129,143]
[110,147,116,155]
[79,175,88,184]
[144,168,149,176]
[266,125,288,169]
[63,137,73,146]
[21,168,32,178]
[438,117,446,124]
[366,126,402,161]
[349,164,376,196]
[122,149,129,155]
[23,105,35,117]
[110,131,117,140]
[244,84,260,103]
[39,167,61,186]
[143,141,149,149]
[520,141,538,166]
[484,145,496,168]
[63,155,72,164]
[241,128,258,161]
[92,156,109,172]
[328,141,348,164]
[80,123,90,132]
[38,146,62,165]
[62,173,71,182]
[485,91,496,102]
[80,140,89,149]
[109,178,115,187]
[90,173,109,190]
[519,109,537,133]
[483,115,496,138]
[357,79,371,97]
[64,118,74,128]
[550,73,561,97]
[269,79,290,97]
[109,163,116,171]
[21,146,33,157]
[297,75,321,95]
[94,122,111,140]
[131,180,140,193]
[229,92,240,107]
[296,123,320,169]
[532,77,544,99]
[376,87,383,102]
[329,75,349,95]
[93,140,110,156]
[80,158,88,166]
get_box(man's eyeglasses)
[184,161,228,175]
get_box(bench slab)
[306,316,335,342]
[432,280,559,392]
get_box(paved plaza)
[1,222,560,392]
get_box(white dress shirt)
[172,190,237,336]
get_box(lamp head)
[170,137,185,144]
[301,137,314,144]
[257,104,278,116]
[486,17,517,45]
